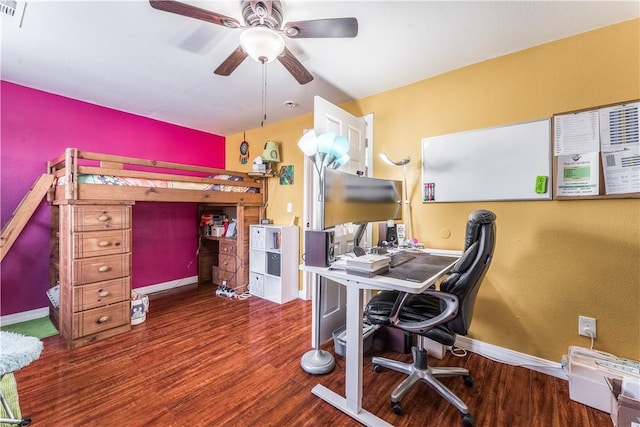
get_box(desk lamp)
[298,129,350,375]
[380,152,413,245]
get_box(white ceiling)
[2,1,638,136]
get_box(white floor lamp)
[380,153,412,244]
[298,130,350,375]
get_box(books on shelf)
[272,231,281,249]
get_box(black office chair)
[364,209,496,427]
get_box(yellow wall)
[227,19,640,362]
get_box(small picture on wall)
[279,165,293,185]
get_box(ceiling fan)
[149,0,359,84]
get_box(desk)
[300,250,460,426]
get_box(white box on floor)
[422,336,446,359]
[567,346,630,413]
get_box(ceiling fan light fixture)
[239,26,285,64]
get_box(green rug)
[1,316,58,339]
[0,374,22,426]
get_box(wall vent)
[0,0,17,16]
[1,0,26,27]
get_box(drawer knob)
[98,241,111,247]
[98,289,109,297]
[97,316,109,324]
[98,215,110,222]
[98,266,110,273]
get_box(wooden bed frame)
[47,147,266,205]
[47,148,266,348]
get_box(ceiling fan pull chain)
[261,62,267,127]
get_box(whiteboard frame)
[421,118,552,203]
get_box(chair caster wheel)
[373,364,383,373]
[391,401,402,415]
[19,417,32,427]
[462,413,474,427]
[463,375,474,387]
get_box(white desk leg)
[311,284,392,427]
[345,285,364,412]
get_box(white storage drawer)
[251,226,266,249]
[250,272,264,297]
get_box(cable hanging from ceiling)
[261,61,268,127]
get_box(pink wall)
[1,81,226,315]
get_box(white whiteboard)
[422,119,552,202]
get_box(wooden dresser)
[217,239,238,289]
[57,203,132,348]
[50,202,259,347]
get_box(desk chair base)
[372,346,475,427]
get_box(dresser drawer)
[72,253,131,285]
[72,301,129,338]
[219,240,236,255]
[73,277,130,311]
[72,205,131,231]
[218,253,236,273]
[73,229,131,259]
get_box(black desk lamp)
[380,152,412,245]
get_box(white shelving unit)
[249,224,299,304]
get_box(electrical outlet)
[579,316,597,338]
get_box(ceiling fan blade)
[277,47,313,85]
[283,18,358,38]
[149,0,241,28]
[214,46,249,76]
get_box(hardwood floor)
[16,285,610,426]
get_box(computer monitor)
[323,168,402,230]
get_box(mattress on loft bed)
[57,174,258,193]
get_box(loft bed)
[46,147,265,348]
[47,147,266,205]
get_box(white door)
[303,95,371,345]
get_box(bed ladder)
[1,174,55,262]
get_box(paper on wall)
[556,152,600,196]
[599,102,640,195]
[599,102,640,151]
[602,146,640,195]
[554,110,600,156]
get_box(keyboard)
[388,252,416,268]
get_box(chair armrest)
[389,290,459,335]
